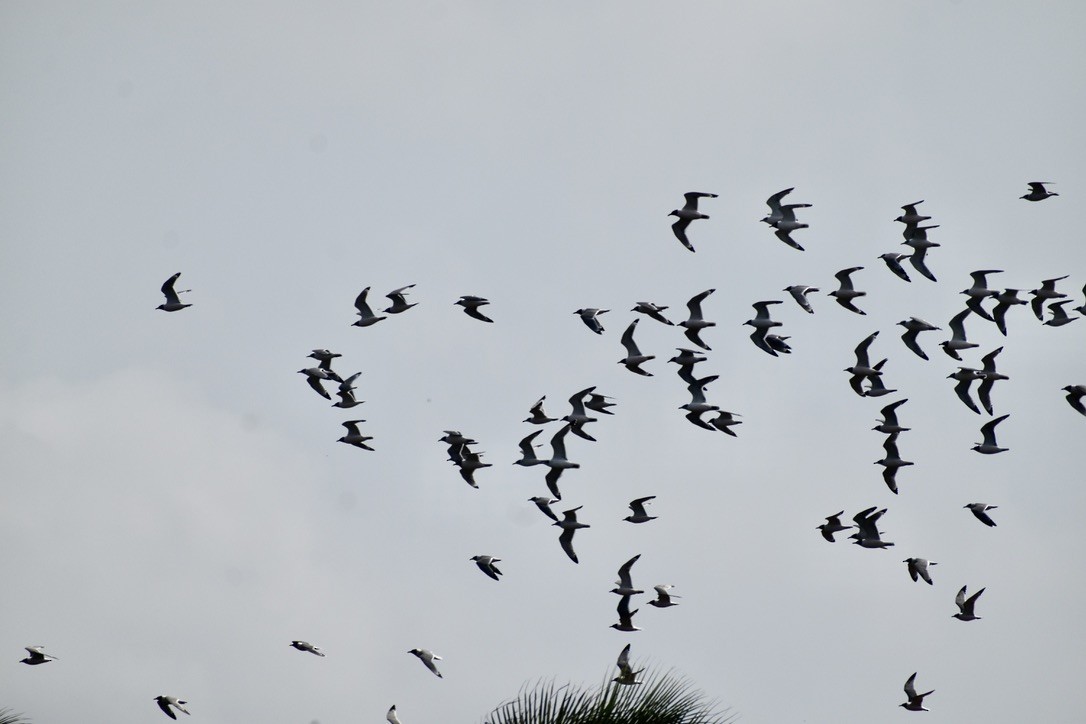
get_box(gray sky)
[2,2,1085,722]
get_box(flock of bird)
[19,181,1082,721]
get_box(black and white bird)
[618,319,655,376]
[783,285,818,314]
[20,646,57,665]
[900,672,935,712]
[575,308,609,335]
[850,506,894,549]
[529,496,560,522]
[541,425,580,499]
[817,511,853,543]
[332,372,364,409]
[290,640,325,656]
[828,267,867,315]
[387,704,403,724]
[878,252,912,282]
[1030,276,1069,321]
[976,347,1009,415]
[895,200,930,226]
[772,204,810,251]
[940,309,980,360]
[408,648,444,678]
[1021,181,1058,201]
[863,359,896,397]
[298,366,334,400]
[873,399,910,434]
[554,506,590,564]
[624,496,657,524]
[875,433,912,494]
[845,331,882,396]
[992,289,1029,336]
[947,367,984,415]
[157,273,192,312]
[563,386,599,441]
[384,284,417,314]
[524,396,558,425]
[351,286,387,327]
[961,269,1003,322]
[680,374,720,429]
[973,414,1010,454]
[632,301,674,325]
[709,410,742,436]
[964,503,998,527]
[897,317,941,361]
[647,584,680,608]
[1043,300,1077,327]
[1064,385,1086,416]
[611,554,644,597]
[903,558,937,585]
[471,555,503,581]
[669,192,717,252]
[613,643,644,686]
[902,224,940,282]
[679,289,717,351]
[611,594,641,632]
[745,300,784,356]
[455,295,494,323]
[338,420,374,451]
[154,696,190,720]
[953,585,985,621]
[761,187,796,226]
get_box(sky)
[2,2,1085,722]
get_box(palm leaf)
[0,709,31,724]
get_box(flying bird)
[828,266,867,315]
[900,672,935,712]
[585,392,617,416]
[387,704,402,724]
[873,399,910,434]
[351,286,387,327]
[761,187,795,226]
[625,496,657,524]
[845,331,882,396]
[1063,385,1086,416]
[289,640,325,656]
[947,367,984,415]
[709,410,742,436]
[524,396,558,425]
[154,696,190,720]
[456,447,492,488]
[529,496,560,522]
[618,319,655,376]
[456,295,494,323]
[157,273,192,312]
[1043,299,1077,327]
[964,503,998,527]
[992,289,1028,336]
[563,386,599,441]
[1030,276,1069,321]
[647,584,681,608]
[976,347,1008,415]
[744,300,784,356]
[878,252,912,282]
[631,301,674,325]
[408,648,443,678]
[953,585,985,621]
[20,646,57,665]
[973,414,1010,454]
[554,506,590,564]
[471,555,503,581]
[611,594,641,632]
[773,204,810,251]
[904,558,937,585]
[1021,181,1058,201]
[895,200,930,225]
[514,430,545,468]
[613,643,644,686]
[298,367,333,400]
[940,309,980,360]
[332,372,364,408]
[784,284,818,313]
[338,419,374,451]
[902,224,940,282]
[817,511,853,543]
[541,425,580,499]
[611,554,644,597]
[863,359,896,397]
[897,317,940,361]
[679,288,717,351]
[575,308,609,335]
[850,506,894,549]
[668,192,717,252]
[681,374,721,429]
[384,284,417,314]
[875,432,913,494]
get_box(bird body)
[1021,181,1058,201]
[828,266,867,315]
[904,558,937,585]
[456,295,494,323]
[965,503,998,527]
[154,696,190,719]
[290,640,325,656]
[471,555,503,581]
[352,286,387,327]
[625,496,657,523]
[973,414,1009,454]
[618,319,655,375]
[669,192,717,252]
[20,646,57,665]
[953,585,985,621]
[157,273,192,312]
[575,308,608,334]
[408,648,444,677]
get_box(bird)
[471,555,503,581]
[873,399,910,434]
[863,359,896,397]
[611,554,644,596]
[681,374,720,428]
[773,204,810,250]
[875,433,913,494]
[992,288,1029,336]
[761,187,796,226]
[961,269,1002,321]
[455,295,494,323]
[895,200,931,225]
[20,646,57,665]
[1064,385,1086,416]
[744,300,784,356]
[157,273,192,312]
[351,286,387,327]
[575,308,608,335]
[953,585,985,621]
[902,224,940,282]
[305,350,343,382]
[618,319,655,376]
[709,410,742,436]
[529,496,560,522]
[338,420,374,451]
[456,448,491,488]
[878,252,912,282]
[940,309,980,360]
[1021,181,1058,201]
[1030,276,1069,320]
[900,672,935,712]
[784,285,818,314]
[1075,284,1086,316]
[669,347,707,385]
[613,643,644,686]
[408,648,443,677]
[154,696,190,720]
[625,496,657,524]
[897,317,941,361]
[669,192,717,252]
[973,414,1010,454]
[541,424,580,499]
[947,367,984,415]
[514,430,545,468]
[563,386,600,441]
[298,367,333,400]
[647,584,681,608]
[976,347,1008,415]
[817,512,853,543]
[1043,299,1077,327]
[850,506,894,549]
[387,704,403,724]
[631,301,674,325]
[965,503,998,527]
[289,640,325,656]
[904,558,937,585]
[611,594,641,632]
[679,288,716,350]
[332,373,364,408]
[845,331,882,396]
[524,396,558,425]
[555,506,590,564]
[384,284,417,314]
[585,392,617,416]
[828,266,867,315]
[766,334,792,355]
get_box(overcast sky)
[2,2,1085,722]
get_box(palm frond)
[0,708,31,724]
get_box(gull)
[973,414,1010,454]
[947,367,984,415]
[20,646,57,665]
[977,347,1008,415]
[647,584,680,608]
[290,640,325,656]
[773,204,810,251]
[669,192,717,252]
[525,396,558,424]
[784,285,818,314]
[964,503,998,527]
[874,399,910,434]
[384,284,417,314]
[761,187,795,226]
[632,301,674,325]
[611,594,641,632]
[555,506,590,564]
[744,300,783,356]
[456,295,493,323]
[766,334,792,355]
[387,705,402,724]
[1021,181,1058,201]
[901,224,940,282]
[542,424,580,499]
[585,392,617,415]
[514,430,545,468]
[992,289,1029,336]
[900,672,935,712]
[681,374,720,428]
[333,386,364,409]
[154,696,190,720]
[456,448,491,488]
[904,558,937,585]
[907,245,938,283]
[863,359,895,397]
[850,506,894,549]
[529,496,560,522]
[845,331,882,396]
[895,200,930,225]
[352,286,387,327]
[897,317,941,361]
[961,269,1003,322]
[613,643,644,686]
[575,308,609,335]
[611,554,644,596]
[940,309,979,360]
[307,349,343,382]
[563,386,599,441]
[1030,276,1069,320]
[817,511,853,543]
[618,319,655,376]
[1044,299,1077,327]
[828,266,867,315]
[953,585,985,621]
[471,555,503,581]
[625,496,657,524]
[338,420,374,451]
[408,648,443,678]
[875,432,913,494]
[669,347,706,384]
[679,289,716,350]
[157,273,192,312]
[298,367,333,400]
[1075,284,1086,316]
[709,410,742,436]
[1064,385,1086,416]
[878,252,912,282]
[440,431,476,463]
